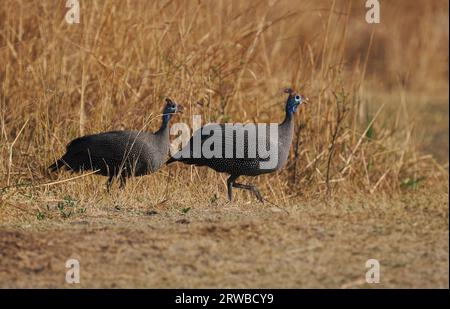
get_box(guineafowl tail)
[48,159,66,172]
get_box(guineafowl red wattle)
[167,89,307,202]
[49,98,182,189]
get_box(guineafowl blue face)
[284,88,304,114]
[161,98,182,125]
[163,98,179,115]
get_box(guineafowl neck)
[281,110,295,127]
[155,114,171,136]
[279,110,295,142]
[271,109,295,170]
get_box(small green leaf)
[36,212,45,220]
[222,115,231,123]
[181,207,191,214]
[210,194,218,204]
[365,116,375,140]
[366,123,375,140]
[400,177,425,189]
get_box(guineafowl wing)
[61,131,153,176]
[169,124,277,175]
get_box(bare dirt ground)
[0,191,448,288]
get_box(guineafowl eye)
[164,99,179,113]
[295,95,302,103]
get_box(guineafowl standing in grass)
[167,89,307,202]
[49,98,182,190]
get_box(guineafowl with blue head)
[49,98,182,189]
[167,88,307,202]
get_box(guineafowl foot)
[233,182,265,203]
[106,176,127,192]
[226,175,264,203]
[106,176,114,193]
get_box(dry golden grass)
[0,0,448,288]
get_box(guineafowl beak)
[176,105,184,113]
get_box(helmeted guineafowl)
[167,88,307,202]
[49,98,182,189]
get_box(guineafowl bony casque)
[167,88,307,202]
[49,98,182,189]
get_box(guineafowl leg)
[119,176,127,189]
[227,175,239,201]
[106,176,114,192]
[232,182,264,203]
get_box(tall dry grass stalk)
[0,0,448,207]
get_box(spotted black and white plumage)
[167,89,306,202]
[49,98,181,189]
